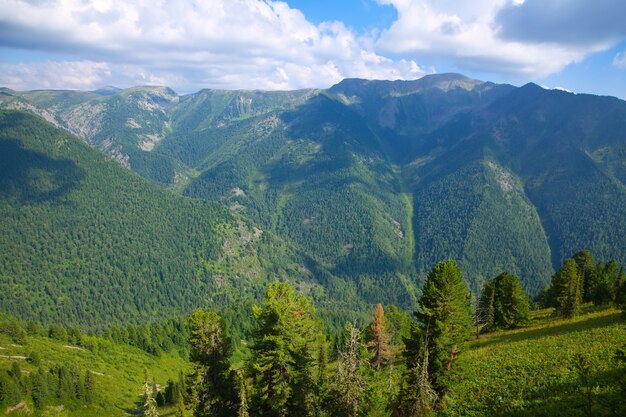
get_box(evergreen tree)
[31,368,49,409]
[574,250,595,302]
[616,267,626,315]
[236,369,250,417]
[551,258,582,317]
[591,260,618,305]
[477,280,495,333]
[176,390,186,417]
[413,260,472,393]
[188,309,239,417]
[248,283,323,417]
[84,370,94,404]
[393,329,437,417]
[326,323,368,417]
[9,362,22,383]
[491,272,530,329]
[367,304,392,370]
[0,373,22,407]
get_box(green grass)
[443,307,626,417]
[0,333,190,416]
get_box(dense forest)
[4,75,626,301]
[1,253,625,416]
[0,110,385,331]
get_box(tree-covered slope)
[0,110,313,328]
[4,75,626,298]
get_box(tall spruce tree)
[491,272,530,329]
[413,260,472,393]
[248,283,323,417]
[551,258,582,317]
[591,260,619,305]
[393,327,437,417]
[188,309,239,417]
[574,250,595,302]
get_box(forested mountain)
[0,110,353,329]
[2,73,626,300]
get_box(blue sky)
[0,0,625,99]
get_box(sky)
[0,0,625,99]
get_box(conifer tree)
[616,267,626,315]
[83,370,94,404]
[393,328,437,417]
[491,272,530,329]
[175,390,185,417]
[413,260,472,393]
[248,283,323,417]
[326,323,368,417]
[477,280,495,333]
[591,260,619,305]
[188,309,238,417]
[552,258,582,317]
[574,250,595,302]
[30,368,49,409]
[367,304,392,370]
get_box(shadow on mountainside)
[0,139,85,204]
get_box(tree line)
[176,250,626,417]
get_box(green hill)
[0,317,189,417]
[444,307,626,417]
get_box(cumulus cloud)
[375,0,625,78]
[0,0,426,91]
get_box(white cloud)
[0,0,427,91]
[375,0,623,78]
[614,49,626,69]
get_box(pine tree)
[591,260,619,305]
[393,325,437,417]
[236,369,249,417]
[248,283,323,417]
[367,304,392,370]
[30,368,49,409]
[83,370,94,404]
[477,280,495,333]
[326,323,368,417]
[574,250,595,302]
[552,258,582,317]
[175,390,185,417]
[413,260,472,393]
[188,310,238,417]
[491,272,530,329]
[616,267,626,315]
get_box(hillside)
[0,317,188,417]
[0,110,333,329]
[3,74,626,297]
[444,307,626,416]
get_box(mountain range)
[2,73,626,327]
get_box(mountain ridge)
[2,74,625,303]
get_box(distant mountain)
[3,74,626,300]
[92,85,122,96]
